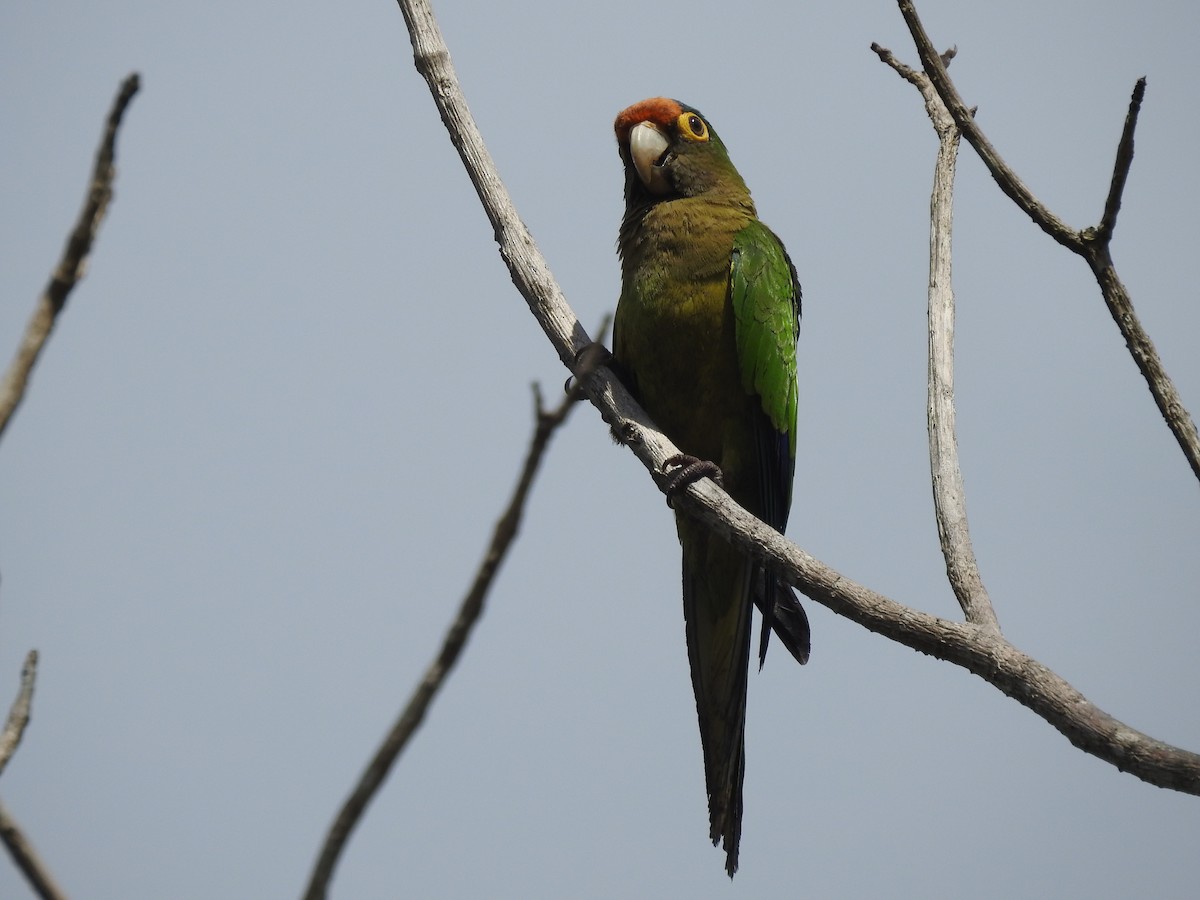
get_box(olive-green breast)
[614,196,758,482]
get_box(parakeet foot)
[662,453,724,507]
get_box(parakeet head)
[614,97,748,205]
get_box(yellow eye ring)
[676,112,709,142]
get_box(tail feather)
[680,520,754,877]
[756,571,811,668]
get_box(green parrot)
[611,97,810,877]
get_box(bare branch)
[1098,78,1147,240]
[0,651,38,778]
[299,334,603,900]
[873,44,998,631]
[0,75,137,900]
[0,652,66,899]
[394,1,591,373]
[0,74,140,442]
[895,1,1082,251]
[871,43,921,88]
[896,0,1200,484]
[1084,243,1200,475]
[391,0,1200,801]
[0,799,68,900]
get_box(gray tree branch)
[0,651,67,899]
[0,651,38,779]
[872,44,999,632]
[0,74,140,443]
[0,798,67,900]
[0,71,139,900]
[0,801,66,897]
[896,0,1200,484]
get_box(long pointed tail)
[679,518,754,877]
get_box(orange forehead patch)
[614,97,683,141]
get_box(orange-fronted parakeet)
[612,97,809,877]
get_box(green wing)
[731,219,808,667]
[729,219,800,532]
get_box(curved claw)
[564,342,614,400]
[662,453,724,507]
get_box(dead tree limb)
[872,45,999,631]
[0,651,38,779]
[0,651,67,899]
[0,74,140,442]
[895,0,1200,484]
[0,71,139,900]
[0,798,67,900]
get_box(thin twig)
[0,651,38,778]
[0,74,140,442]
[1097,78,1146,240]
[895,1,1081,251]
[299,319,605,900]
[0,798,68,900]
[0,651,67,899]
[896,0,1200,484]
[873,44,998,630]
[392,0,1200,799]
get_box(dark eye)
[675,111,710,142]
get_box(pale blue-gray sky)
[2,2,1199,897]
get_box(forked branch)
[896,0,1200,483]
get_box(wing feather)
[730,222,809,666]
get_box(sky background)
[2,1,1199,898]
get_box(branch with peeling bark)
[895,0,1200,484]
[391,0,1200,798]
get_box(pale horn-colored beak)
[628,122,671,195]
